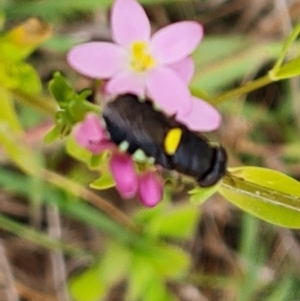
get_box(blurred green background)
[1,0,300,300]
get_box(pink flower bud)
[137,172,163,207]
[110,152,138,199]
[74,113,112,154]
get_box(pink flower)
[177,96,222,132]
[110,153,163,207]
[74,113,163,206]
[109,152,138,199]
[73,113,113,153]
[137,171,163,207]
[67,0,202,117]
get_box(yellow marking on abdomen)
[164,128,182,155]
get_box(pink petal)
[105,70,146,96]
[150,21,203,65]
[74,113,113,154]
[111,0,151,47]
[146,66,192,115]
[176,96,221,132]
[110,152,138,199]
[67,42,127,79]
[167,56,195,84]
[137,172,163,207]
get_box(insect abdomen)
[103,94,227,187]
[172,128,227,187]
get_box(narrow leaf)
[219,167,300,228]
[271,22,300,73]
[270,56,300,80]
[189,185,219,204]
[90,173,115,190]
[0,213,87,256]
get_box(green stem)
[84,101,101,114]
[209,74,273,105]
[272,22,300,74]
[0,213,92,257]
[10,88,57,116]
[41,169,136,231]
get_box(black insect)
[103,93,227,187]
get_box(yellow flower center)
[130,41,156,72]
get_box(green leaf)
[270,56,300,80]
[69,266,105,301]
[89,153,106,169]
[49,72,94,118]
[149,204,198,240]
[48,72,99,139]
[66,136,109,169]
[0,123,40,175]
[1,18,52,59]
[155,205,198,239]
[189,185,219,204]
[90,173,115,190]
[134,202,198,240]
[100,240,130,285]
[66,135,93,165]
[127,255,156,301]
[146,244,190,278]
[144,280,175,301]
[271,22,300,74]
[15,62,42,94]
[44,125,61,143]
[134,202,166,225]
[68,97,90,122]
[0,59,41,93]
[128,258,172,301]
[0,88,22,131]
[48,72,76,105]
[219,167,300,228]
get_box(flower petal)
[176,96,221,132]
[106,70,146,96]
[167,56,195,84]
[74,113,113,153]
[67,42,127,79]
[111,0,151,47]
[146,66,192,115]
[110,152,138,199]
[150,21,203,64]
[137,172,163,207]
